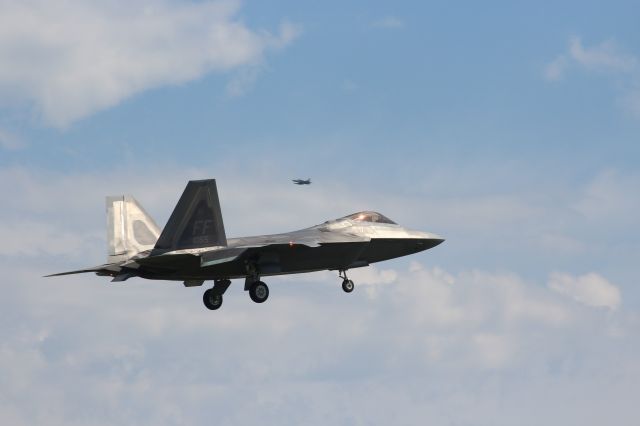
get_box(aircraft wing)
[200,232,370,268]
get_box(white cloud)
[225,21,299,98]
[537,232,586,255]
[0,163,638,424]
[226,64,263,98]
[0,128,24,150]
[568,37,637,72]
[472,333,513,369]
[371,16,405,29]
[572,169,640,226]
[544,36,640,118]
[549,272,621,310]
[2,257,636,424]
[0,221,100,257]
[545,37,638,81]
[544,56,568,81]
[0,0,299,127]
[350,266,398,299]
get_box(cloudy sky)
[1,0,639,424]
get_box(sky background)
[1,0,639,424]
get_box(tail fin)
[107,195,161,263]
[153,179,227,252]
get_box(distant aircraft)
[47,179,444,311]
[292,178,311,185]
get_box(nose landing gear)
[339,270,354,293]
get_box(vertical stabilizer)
[107,196,161,263]
[153,179,227,252]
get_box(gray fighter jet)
[47,179,444,310]
[292,178,311,185]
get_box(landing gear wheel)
[342,279,354,293]
[249,281,269,303]
[203,289,223,310]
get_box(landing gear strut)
[339,270,354,293]
[244,262,269,304]
[202,279,231,310]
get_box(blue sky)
[1,1,639,424]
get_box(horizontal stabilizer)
[111,271,136,282]
[154,180,226,252]
[44,263,121,277]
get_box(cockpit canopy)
[341,211,397,224]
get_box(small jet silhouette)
[292,178,311,185]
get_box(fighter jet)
[47,179,444,311]
[292,178,311,185]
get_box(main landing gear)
[339,270,354,293]
[244,262,269,304]
[203,289,222,310]
[202,266,353,310]
[202,263,272,311]
[249,281,269,303]
[202,279,231,310]
[201,278,269,310]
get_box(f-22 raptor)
[292,178,311,185]
[47,180,444,311]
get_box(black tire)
[203,289,223,310]
[249,281,269,303]
[342,279,354,293]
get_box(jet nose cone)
[413,232,445,251]
[420,237,444,250]
[431,237,445,247]
[423,232,445,243]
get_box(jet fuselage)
[134,217,443,281]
